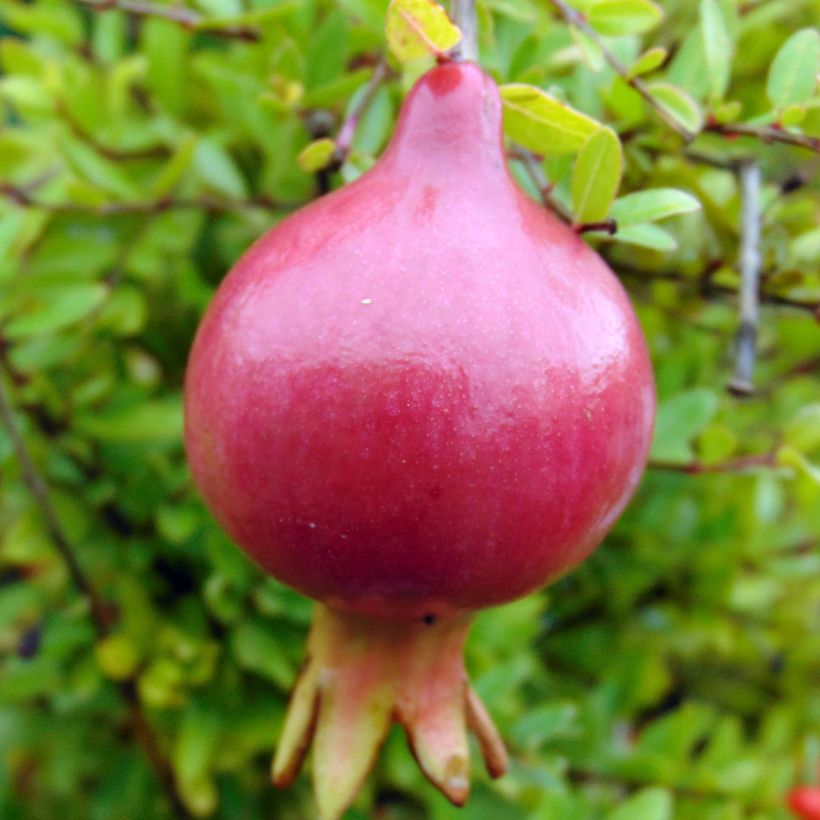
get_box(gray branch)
[451,0,478,62]
[728,161,761,396]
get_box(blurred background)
[0,0,818,817]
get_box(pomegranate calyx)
[272,603,507,819]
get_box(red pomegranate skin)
[790,787,820,820]
[184,62,655,620]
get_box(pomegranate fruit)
[184,61,655,818]
[790,787,820,820]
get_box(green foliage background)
[0,0,819,818]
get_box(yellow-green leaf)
[627,47,667,79]
[647,81,703,133]
[766,28,820,109]
[700,0,732,100]
[386,0,461,63]
[612,222,678,252]
[587,0,663,37]
[297,138,338,173]
[610,188,701,226]
[571,127,622,224]
[780,104,807,126]
[500,84,600,155]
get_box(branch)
[545,0,695,142]
[705,121,820,155]
[727,161,761,396]
[0,376,190,819]
[0,381,112,629]
[509,148,574,222]
[649,451,777,474]
[547,0,820,155]
[451,0,478,62]
[75,0,260,41]
[333,61,391,165]
[615,263,820,318]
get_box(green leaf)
[700,0,732,100]
[59,135,140,200]
[151,135,197,198]
[780,103,807,126]
[784,405,820,454]
[297,138,337,173]
[500,84,600,155]
[386,0,461,62]
[778,446,820,486]
[610,188,701,226]
[230,620,296,689]
[76,396,183,443]
[766,28,820,109]
[647,82,704,132]
[586,0,663,36]
[651,389,720,463]
[306,10,350,90]
[571,127,622,224]
[194,139,247,199]
[627,47,667,79]
[510,703,579,750]
[173,705,219,785]
[611,223,677,251]
[5,284,108,339]
[608,787,673,820]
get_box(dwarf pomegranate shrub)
[184,61,655,818]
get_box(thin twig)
[728,161,761,396]
[575,218,617,235]
[451,0,478,62]
[649,451,777,474]
[547,0,820,155]
[0,377,190,819]
[333,61,391,165]
[75,0,260,41]
[706,121,820,155]
[0,381,112,630]
[545,0,695,141]
[510,148,574,222]
[615,263,820,318]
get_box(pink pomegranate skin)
[184,62,655,621]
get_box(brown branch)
[545,0,695,141]
[575,218,617,235]
[0,376,190,819]
[705,121,820,154]
[75,0,260,41]
[649,451,778,474]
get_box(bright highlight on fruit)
[184,61,655,819]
